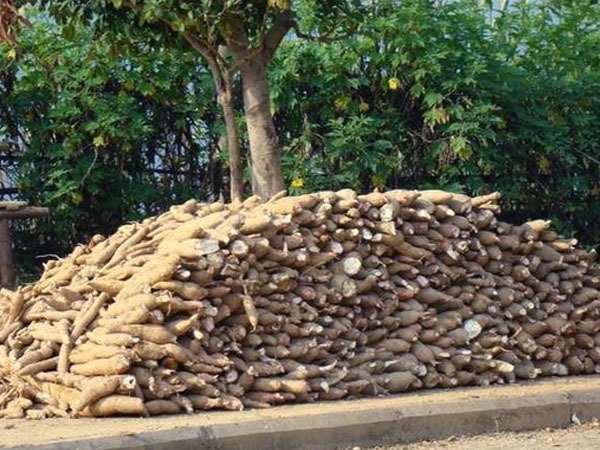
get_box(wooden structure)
[0,201,49,288]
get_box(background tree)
[0,0,30,43]
[6,0,357,201]
[0,9,225,270]
[273,0,600,242]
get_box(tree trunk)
[0,219,15,289]
[240,59,285,200]
[182,34,244,203]
[218,93,244,203]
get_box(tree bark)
[218,91,244,203]
[185,9,293,202]
[240,58,285,200]
[0,219,14,289]
[182,34,244,203]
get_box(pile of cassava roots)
[1,189,600,419]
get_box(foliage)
[3,0,600,277]
[0,11,224,271]
[272,0,600,245]
[12,0,359,201]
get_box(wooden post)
[0,204,49,288]
[0,206,49,220]
[0,218,15,289]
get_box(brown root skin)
[241,295,258,331]
[69,342,133,364]
[103,324,176,345]
[157,210,229,250]
[29,325,70,345]
[0,320,22,344]
[116,254,181,300]
[40,382,81,410]
[70,355,131,376]
[4,189,600,418]
[103,226,150,271]
[87,278,124,296]
[104,294,165,318]
[145,399,181,416]
[57,342,72,373]
[86,330,140,347]
[97,306,150,327]
[0,398,34,418]
[80,395,145,417]
[71,293,109,340]
[1,289,25,325]
[71,376,122,413]
[165,314,200,337]
[152,281,208,300]
[14,343,57,370]
[18,357,59,376]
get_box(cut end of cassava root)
[1,189,600,418]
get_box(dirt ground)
[365,422,600,450]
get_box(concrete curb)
[6,376,600,450]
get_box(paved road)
[364,422,600,450]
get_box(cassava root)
[2,188,600,418]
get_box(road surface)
[365,422,600,450]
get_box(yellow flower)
[538,156,550,173]
[334,96,350,111]
[7,48,16,60]
[388,77,401,90]
[93,135,105,147]
[359,101,370,112]
[291,178,304,188]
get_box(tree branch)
[261,9,294,62]
[224,12,250,49]
[293,21,355,44]
[0,0,32,44]
[221,12,253,70]
[183,32,229,99]
[121,1,229,93]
